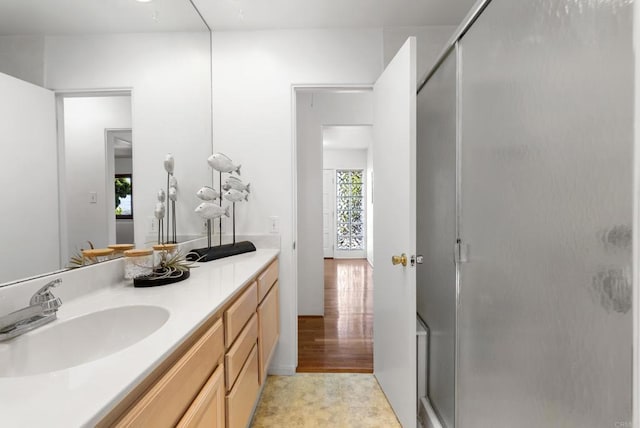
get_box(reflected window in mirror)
[115,174,133,219]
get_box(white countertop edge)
[0,249,279,428]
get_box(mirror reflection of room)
[0,0,212,287]
[61,95,133,263]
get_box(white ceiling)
[0,0,477,36]
[194,0,478,31]
[323,126,373,151]
[0,0,207,36]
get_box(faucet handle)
[30,278,62,308]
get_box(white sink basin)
[0,305,169,377]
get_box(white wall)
[366,146,374,266]
[63,96,132,257]
[297,93,373,316]
[0,72,58,285]
[383,26,456,81]
[323,148,368,169]
[45,32,212,248]
[0,35,45,86]
[212,28,382,372]
[115,157,133,175]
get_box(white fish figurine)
[157,189,166,202]
[223,176,251,193]
[164,153,175,174]
[196,186,219,201]
[195,202,230,220]
[169,176,178,189]
[154,202,165,219]
[223,189,248,203]
[207,153,241,175]
[169,187,178,202]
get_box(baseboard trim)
[267,365,296,376]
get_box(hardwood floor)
[297,258,373,373]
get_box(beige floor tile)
[251,374,401,428]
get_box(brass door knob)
[391,253,407,267]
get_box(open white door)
[373,37,417,427]
[322,169,334,258]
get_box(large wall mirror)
[0,0,212,287]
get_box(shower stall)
[416,1,633,427]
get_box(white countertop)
[0,249,279,427]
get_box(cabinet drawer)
[257,260,278,303]
[226,345,260,428]
[258,281,279,384]
[116,319,224,428]
[177,363,225,428]
[225,281,257,348]
[225,313,258,391]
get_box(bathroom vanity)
[0,249,279,428]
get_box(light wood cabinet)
[257,260,278,303]
[100,257,279,428]
[115,319,224,428]
[258,281,279,384]
[177,363,225,428]
[225,281,257,348]
[225,313,258,391]
[225,345,260,428]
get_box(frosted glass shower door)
[416,47,457,428]
[457,1,633,427]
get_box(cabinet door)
[177,364,225,428]
[258,281,279,384]
[116,319,224,427]
[226,345,260,428]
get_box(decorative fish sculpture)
[164,153,175,174]
[207,153,241,175]
[222,176,251,193]
[223,189,248,203]
[154,202,165,219]
[195,202,230,220]
[157,189,166,203]
[196,186,219,201]
[169,176,178,189]
[169,187,178,202]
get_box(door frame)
[291,84,373,367]
[322,168,336,258]
[54,88,133,266]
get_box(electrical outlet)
[201,221,209,235]
[269,216,279,234]
[89,192,97,204]
[149,217,157,233]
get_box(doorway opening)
[56,90,133,265]
[294,87,374,372]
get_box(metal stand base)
[186,241,256,262]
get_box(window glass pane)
[337,171,350,183]
[337,198,350,211]
[351,223,363,235]
[335,169,365,252]
[338,237,350,250]
[338,184,351,197]
[351,198,363,211]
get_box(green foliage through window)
[115,175,133,218]
[336,170,364,250]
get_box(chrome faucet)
[0,279,63,341]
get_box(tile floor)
[251,373,401,427]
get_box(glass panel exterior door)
[416,47,458,428]
[457,1,633,427]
